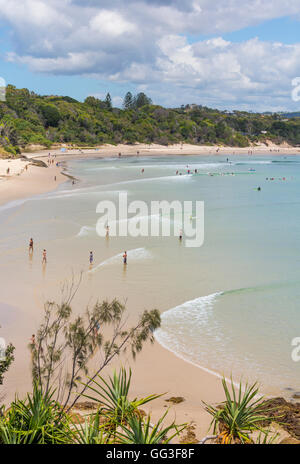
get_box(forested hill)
[1,85,300,156]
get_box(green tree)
[29,279,161,411]
[123,92,134,109]
[134,92,152,109]
[40,104,61,127]
[105,93,112,109]
[84,96,102,108]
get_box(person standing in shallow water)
[42,249,47,264]
[123,251,127,265]
[90,251,94,265]
[29,238,34,253]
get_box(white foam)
[154,291,263,394]
[90,247,152,273]
[103,174,191,189]
[77,225,96,237]
[0,198,28,213]
[84,166,119,172]
[154,292,223,363]
[105,213,178,229]
[123,163,224,170]
[156,292,222,332]
[235,160,272,165]
[43,188,129,201]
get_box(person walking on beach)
[90,251,94,265]
[123,251,127,265]
[179,229,183,241]
[29,238,34,253]
[106,224,110,237]
[42,249,47,264]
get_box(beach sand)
[1,141,299,206]
[0,159,66,206]
[23,141,300,161]
[0,142,293,441]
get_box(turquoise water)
[1,154,300,393]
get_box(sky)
[1,0,300,111]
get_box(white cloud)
[1,0,300,109]
[90,10,136,36]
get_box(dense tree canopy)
[0,84,300,156]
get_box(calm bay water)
[1,154,300,394]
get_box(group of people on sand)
[47,153,59,182]
[47,154,57,166]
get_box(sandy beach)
[0,158,65,207]
[23,141,300,160]
[0,142,296,442]
[1,140,297,205]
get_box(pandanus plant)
[116,410,186,444]
[0,385,70,444]
[204,377,272,444]
[80,367,162,437]
[79,367,187,443]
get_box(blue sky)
[1,1,300,111]
[188,16,300,45]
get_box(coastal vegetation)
[0,362,281,444]
[0,302,288,445]
[1,85,300,156]
[28,279,161,411]
[0,368,185,444]
[0,343,15,387]
[204,377,275,444]
[0,289,297,445]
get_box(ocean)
[0,153,300,394]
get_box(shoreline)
[22,141,300,159]
[1,141,299,205]
[0,143,296,441]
